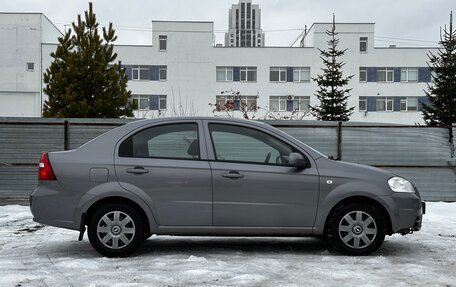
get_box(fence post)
[337,121,342,160]
[64,120,69,151]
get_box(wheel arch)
[322,196,393,236]
[82,195,154,236]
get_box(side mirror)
[288,152,309,168]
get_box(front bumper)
[412,201,426,231]
[379,192,424,234]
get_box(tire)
[326,203,386,256]
[88,203,145,257]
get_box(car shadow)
[139,236,331,256]
[41,235,429,259]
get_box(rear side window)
[119,123,199,159]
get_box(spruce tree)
[310,15,354,121]
[43,2,132,118]
[422,12,456,129]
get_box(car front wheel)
[88,203,144,257]
[326,203,386,256]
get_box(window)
[359,67,367,82]
[270,67,287,82]
[132,66,150,80]
[360,37,368,52]
[269,96,309,111]
[209,124,297,165]
[359,97,367,111]
[216,95,233,109]
[26,62,34,71]
[159,35,167,51]
[376,97,393,111]
[118,123,199,160]
[131,95,166,111]
[401,68,418,82]
[159,95,167,110]
[293,67,311,82]
[269,96,287,111]
[215,95,257,111]
[400,97,418,111]
[216,67,233,82]
[240,96,258,110]
[240,67,257,82]
[131,95,150,110]
[293,96,310,111]
[159,66,167,80]
[377,68,394,82]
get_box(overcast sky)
[2,0,454,47]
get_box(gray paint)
[29,117,423,244]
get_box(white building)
[1,13,437,124]
[225,0,265,47]
[0,13,62,117]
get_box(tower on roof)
[225,0,265,47]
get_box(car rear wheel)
[326,203,386,256]
[88,203,144,257]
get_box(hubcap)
[97,211,136,249]
[338,210,377,249]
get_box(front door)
[114,122,212,226]
[207,123,319,227]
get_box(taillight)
[38,152,56,180]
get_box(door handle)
[221,171,244,179]
[126,166,149,175]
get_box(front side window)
[359,96,367,111]
[159,35,167,51]
[400,97,418,111]
[293,67,311,82]
[132,65,150,81]
[401,68,418,82]
[119,123,199,159]
[270,67,287,82]
[240,67,257,82]
[377,68,394,82]
[216,67,233,82]
[376,97,393,111]
[359,67,367,82]
[209,124,297,165]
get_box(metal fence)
[0,118,455,201]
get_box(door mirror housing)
[288,152,309,168]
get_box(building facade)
[0,13,62,117]
[225,0,265,47]
[1,13,437,124]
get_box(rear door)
[205,121,320,227]
[114,121,212,226]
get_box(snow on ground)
[0,202,455,287]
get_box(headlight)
[388,176,415,193]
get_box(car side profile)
[30,117,425,257]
